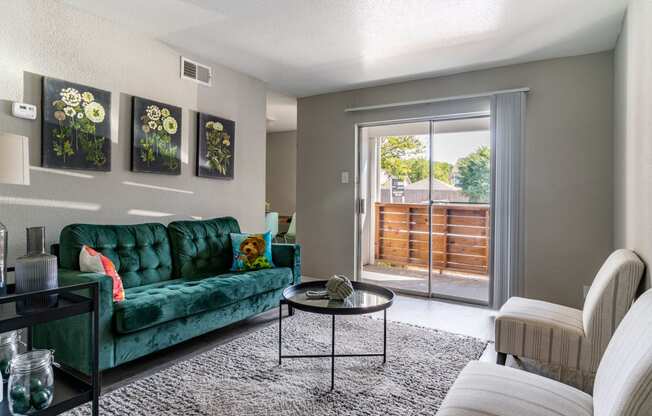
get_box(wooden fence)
[374,202,490,275]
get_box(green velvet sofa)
[33,217,300,374]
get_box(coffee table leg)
[331,314,335,391]
[279,301,283,365]
[383,308,387,364]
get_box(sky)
[412,130,490,165]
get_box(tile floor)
[362,265,490,304]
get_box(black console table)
[0,282,100,415]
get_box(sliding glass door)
[357,115,491,305]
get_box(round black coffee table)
[278,281,394,390]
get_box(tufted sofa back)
[168,217,240,279]
[60,223,173,289]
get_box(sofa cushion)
[168,217,240,279]
[60,223,173,289]
[230,231,275,271]
[113,267,293,334]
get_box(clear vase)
[15,227,58,313]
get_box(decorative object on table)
[15,227,58,313]
[79,245,125,302]
[230,231,275,272]
[325,274,354,300]
[42,77,111,171]
[0,330,18,381]
[0,132,30,295]
[305,290,329,299]
[131,96,181,175]
[197,112,235,179]
[8,350,55,414]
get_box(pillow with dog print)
[230,231,275,272]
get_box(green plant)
[139,136,156,166]
[379,136,453,184]
[380,136,425,180]
[455,146,490,202]
[80,136,107,167]
[158,135,179,170]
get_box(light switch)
[341,171,349,184]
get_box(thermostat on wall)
[12,102,37,120]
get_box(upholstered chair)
[437,287,652,416]
[494,249,644,373]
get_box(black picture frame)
[131,96,182,175]
[42,77,111,171]
[196,112,235,179]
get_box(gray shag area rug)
[66,313,487,415]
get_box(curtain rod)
[344,87,530,113]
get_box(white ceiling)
[63,0,627,99]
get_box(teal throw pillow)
[230,231,275,271]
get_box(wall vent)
[181,57,212,86]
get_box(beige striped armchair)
[438,287,652,415]
[494,249,644,373]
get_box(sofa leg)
[288,305,294,316]
[496,352,507,365]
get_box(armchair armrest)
[272,244,301,285]
[32,269,116,373]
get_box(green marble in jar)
[31,388,52,410]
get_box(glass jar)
[0,330,18,381]
[8,350,54,415]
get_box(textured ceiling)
[64,0,627,98]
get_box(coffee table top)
[283,281,394,315]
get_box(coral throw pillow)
[230,232,275,272]
[79,245,125,302]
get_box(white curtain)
[491,92,526,309]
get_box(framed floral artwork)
[131,97,181,175]
[42,77,111,171]
[196,112,235,179]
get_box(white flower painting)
[42,77,111,171]
[132,97,182,175]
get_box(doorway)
[356,115,491,305]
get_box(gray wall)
[265,131,297,216]
[0,0,267,264]
[298,52,614,308]
[614,0,652,289]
